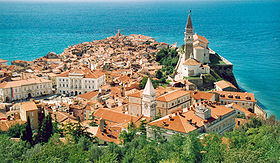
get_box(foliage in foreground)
[0,117,279,162]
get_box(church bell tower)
[142,78,156,119]
[184,10,194,60]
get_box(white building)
[56,68,105,96]
[175,12,211,81]
[193,33,210,64]
[182,58,210,77]
[0,77,52,102]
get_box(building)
[182,57,210,77]
[76,91,99,101]
[0,77,52,102]
[214,80,237,92]
[94,108,150,144]
[147,101,236,140]
[19,101,39,129]
[184,10,194,60]
[0,59,8,65]
[193,33,210,64]
[190,91,217,104]
[175,10,211,81]
[156,90,191,117]
[128,78,191,118]
[214,91,257,113]
[56,68,105,96]
[141,78,157,119]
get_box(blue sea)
[0,1,280,117]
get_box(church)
[176,11,210,80]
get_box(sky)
[0,0,272,2]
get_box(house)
[147,101,236,140]
[190,91,217,104]
[182,58,210,77]
[94,108,150,144]
[214,80,237,92]
[0,59,8,65]
[214,91,257,113]
[76,91,99,101]
[19,101,39,129]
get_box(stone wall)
[210,64,239,89]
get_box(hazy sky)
[0,0,267,2]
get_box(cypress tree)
[35,113,53,143]
[21,116,33,145]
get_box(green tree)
[156,70,163,79]
[120,121,137,144]
[6,123,25,138]
[21,117,33,145]
[134,144,160,163]
[62,120,92,143]
[35,113,53,143]
[138,119,147,138]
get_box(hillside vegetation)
[0,116,279,162]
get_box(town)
[0,11,267,145]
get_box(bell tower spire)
[184,10,194,60]
[142,78,156,119]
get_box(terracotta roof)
[149,110,204,133]
[95,125,121,144]
[77,91,99,101]
[0,77,51,89]
[215,80,237,90]
[149,103,235,133]
[52,111,77,124]
[227,103,255,117]
[190,91,215,101]
[214,91,257,103]
[0,59,8,63]
[57,68,104,79]
[157,90,190,102]
[194,34,209,44]
[0,119,25,132]
[127,90,143,98]
[94,108,139,124]
[183,58,201,66]
[20,101,38,112]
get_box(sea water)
[0,1,280,117]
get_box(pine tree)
[21,116,33,145]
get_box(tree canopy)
[0,116,279,162]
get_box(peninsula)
[0,10,276,163]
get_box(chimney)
[100,118,105,132]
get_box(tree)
[6,123,25,138]
[35,113,53,143]
[120,120,137,144]
[155,70,163,79]
[134,144,160,163]
[62,120,92,143]
[21,117,33,145]
[139,77,159,89]
[138,119,147,138]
